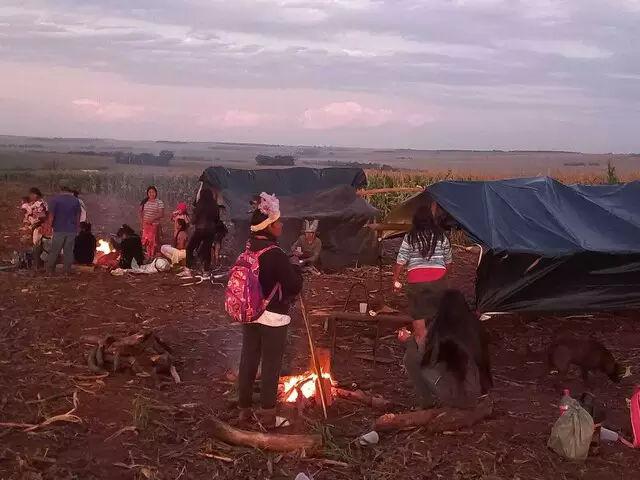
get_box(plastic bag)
[548,397,594,461]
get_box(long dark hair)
[174,218,188,246]
[422,290,493,393]
[141,186,158,207]
[193,188,219,225]
[407,204,445,259]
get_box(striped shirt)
[396,233,452,283]
[142,199,165,224]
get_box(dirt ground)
[1,183,640,480]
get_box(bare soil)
[1,183,639,479]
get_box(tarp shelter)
[199,167,380,269]
[380,176,640,313]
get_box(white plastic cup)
[295,474,312,480]
[358,430,380,445]
[600,427,619,443]
[359,303,368,314]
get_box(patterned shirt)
[142,199,165,224]
[396,233,453,271]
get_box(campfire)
[96,239,114,255]
[282,372,335,403]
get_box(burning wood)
[96,239,114,255]
[281,372,334,403]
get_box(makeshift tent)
[199,167,380,269]
[380,176,640,313]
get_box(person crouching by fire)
[237,193,303,428]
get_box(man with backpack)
[225,193,303,428]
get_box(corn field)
[0,165,633,216]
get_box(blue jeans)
[46,232,76,274]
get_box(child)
[171,202,190,237]
[393,204,452,348]
[74,222,97,265]
[20,196,32,225]
[160,218,189,265]
[27,188,48,254]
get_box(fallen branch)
[333,387,396,409]
[105,425,138,442]
[203,417,322,453]
[0,392,83,433]
[374,395,493,432]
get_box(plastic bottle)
[559,389,571,415]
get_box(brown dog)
[547,338,623,387]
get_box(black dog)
[422,290,493,394]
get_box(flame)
[96,239,113,255]
[282,372,334,403]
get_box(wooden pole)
[300,296,329,419]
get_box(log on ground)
[333,387,395,409]
[203,417,323,453]
[374,395,493,432]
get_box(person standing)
[139,186,164,259]
[179,188,220,276]
[45,180,81,274]
[236,193,303,427]
[72,188,87,223]
[392,205,452,348]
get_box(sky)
[0,0,639,152]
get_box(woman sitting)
[400,290,492,409]
[160,219,189,265]
[112,224,145,269]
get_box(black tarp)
[199,167,379,269]
[381,177,640,313]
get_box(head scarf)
[250,192,281,232]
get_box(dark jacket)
[249,236,303,315]
[74,232,96,265]
[192,199,220,231]
[113,235,144,269]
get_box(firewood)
[333,387,395,409]
[374,395,493,432]
[203,417,322,453]
[87,348,102,373]
[111,331,153,350]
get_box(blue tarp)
[428,177,640,255]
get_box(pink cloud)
[302,101,430,129]
[199,109,276,128]
[72,98,144,120]
[302,101,392,129]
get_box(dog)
[422,289,493,394]
[547,338,624,387]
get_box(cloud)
[72,98,144,120]
[302,102,429,129]
[200,109,275,128]
[0,0,639,150]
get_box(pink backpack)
[225,244,282,323]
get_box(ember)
[282,372,334,403]
[96,239,113,255]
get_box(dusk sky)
[1,1,639,152]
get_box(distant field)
[2,150,637,215]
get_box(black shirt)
[113,235,144,269]
[249,236,303,315]
[74,232,96,265]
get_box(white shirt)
[255,310,291,327]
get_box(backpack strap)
[254,244,283,302]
